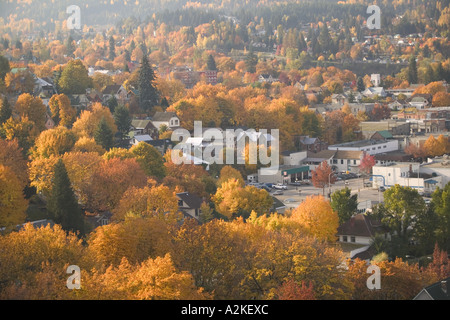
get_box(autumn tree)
[0,138,28,189]
[359,152,376,176]
[311,160,336,196]
[404,142,427,160]
[48,94,76,127]
[129,142,166,179]
[32,126,77,159]
[216,165,244,187]
[213,179,273,219]
[47,159,85,234]
[0,164,27,229]
[291,195,339,242]
[58,59,93,95]
[0,224,85,300]
[1,116,39,154]
[72,137,106,155]
[72,103,117,138]
[275,279,316,300]
[14,93,47,132]
[423,135,440,157]
[113,184,181,222]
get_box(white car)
[274,183,288,190]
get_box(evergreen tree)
[66,36,75,58]
[47,159,84,234]
[109,36,116,61]
[318,23,331,53]
[407,55,418,84]
[0,96,12,125]
[331,187,358,225]
[138,55,159,112]
[357,77,365,92]
[0,55,10,81]
[245,49,258,73]
[206,54,217,71]
[107,95,118,113]
[113,104,132,141]
[94,117,114,150]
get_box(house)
[362,87,387,98]
[35,77,57,97]
[413,278,450,300]
[131,119,158,137]
[331,93,348,105]
[0,219,55,234]
[151,112,180,130]
[331,150,364,173]
[102,84,128,104]
[258,74,278,83]
[85,212,112,228]
[408,94,432,109]
[176,192,204,220]
[294,135,328,153]
[130,134,153,146]
[337,213,389,246]
[148,139,174,155]
[45,114,55,130]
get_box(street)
[270,178,385,209]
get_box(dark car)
[378,186,386,192]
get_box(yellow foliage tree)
[291,195,339,242]
[32,126,77,159]
[14,93,47,132]
[0,164,27,228]
[72,102,117,138]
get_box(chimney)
[441,280,449,296]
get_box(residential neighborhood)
[0,0,449,304]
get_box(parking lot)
[251,177,388,210]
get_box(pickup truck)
[274,183,288,190]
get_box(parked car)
[378,186,386,192]
[273,190,284,195]
[274,183,288,190]
[259,185,271,192]
[289,182,302,186]
[264,183,274,189]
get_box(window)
[342,236,348,242]
[353,160,357,165]
[351,236,356,243]
[383,145,387,148]
[178,200,183,207]
[195,209,199,216]
[378,146,381,149]
[341,159,344,164]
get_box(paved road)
[269,178,384,209]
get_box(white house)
[152,112,180,130]
[337,213,390,246]
[362,87,387,98]
[370,74,381,87]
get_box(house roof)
[334,150,363,160]
[414,278,450,300]
[152,111,178,122]
[306,150,336,160]
[102,84,122,95]
[131,119,155,130]
[176,192,203,209]
[337,214,385,238]
[133,134,153,142]
[374,130,393,139]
